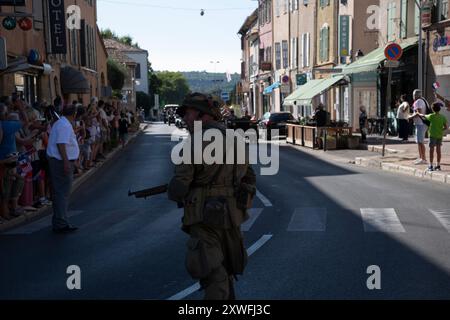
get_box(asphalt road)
[1,122,449,300]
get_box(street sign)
[280,84,290,94]
[221,92,230,101]
[384,60,400,68]
[384,43,403,61]
[296,73,307,86]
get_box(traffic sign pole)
[382,67,393,157]
[382,43,403,157]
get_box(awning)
[340,37,418,74]
[60,66,90,94]
[283,79,324,106]
[284,75,346,105]
[297,75,346,104]
[263,81,280,95]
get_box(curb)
[367,145,400,155]
[0,124,148,233]
[354,156,450,185]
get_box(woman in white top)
[397,94,410,141]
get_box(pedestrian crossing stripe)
[360,208,405,233]
[429,209,450,233]
[287,207,327,232]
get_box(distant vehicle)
[258,112,295,140]
[175,114,186,129]
[163,104,179,126]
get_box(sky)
[97,0,258,74]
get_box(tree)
[107,58,126,90]
[136,91,152,114]
[156,71,190,106]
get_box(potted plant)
[325,136,337,150]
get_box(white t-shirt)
[397,102,410,120]
[413,98,426,125]
[47,117,80,161]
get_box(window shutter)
[324,27,329,61]
[306,33,310,67]
[319,28,324,62]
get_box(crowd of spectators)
[0,95,141,224]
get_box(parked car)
[258,112,295,140]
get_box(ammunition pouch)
[223,228,248,275]
[234,183,255,211]
[203,196,232,229]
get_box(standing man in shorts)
[409,90,428,165]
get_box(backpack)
[419,98,432,115]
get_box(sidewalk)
[347,134,450,184]
[285,133,450,185]
[0,123,149,233]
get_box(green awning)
[296,75,346,104]
[340,37,418,74]
[283,79,324,105]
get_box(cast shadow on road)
[241,142,450,299]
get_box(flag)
[433,82,440,90]
[226,71,231,83]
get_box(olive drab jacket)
[168,121,256,230]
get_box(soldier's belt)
[205,187,235,197]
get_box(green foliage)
[136,91,152,112]
[107,59,126,90]
[180,71,240,95]
[100,29,140,48]
[155,71,190,106]
[112,90,123,100]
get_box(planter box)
[326,138,337,150]
[347,136,360,149]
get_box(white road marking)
[3,210,84,235]
[256,190,273,207]
[429,209,450,233]
[361,208,406,233]
[241,208,264,232]
[167,234,273,300]
[287,208,327,232]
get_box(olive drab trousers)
[185,224,241,300]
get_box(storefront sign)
[0,0,25,5]
[48,0,67,54]
[421,1,432,27]
[18,17,32,31]
[260,62,272,71]
[2,16,16,30]
[0,37,7,70]
[339,15,350,57]
[433,34,450,52]
[296,73,307,86]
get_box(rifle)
[128,184,184,208]
[128,184,168,199]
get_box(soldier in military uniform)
[168,93,256,300]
